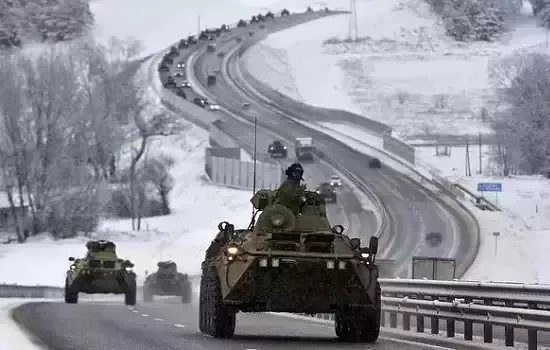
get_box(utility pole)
[197,14,201,35]
[465,138,472,177]
[348,0,358,41]
[478,132,482,174]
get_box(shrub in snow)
[0,0,94,48]
[425,0,520,42]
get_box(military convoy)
[143,261,192,303]
[64,240,137,305]
[199,185,381,342]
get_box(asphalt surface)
[159,16,377,241]
[185,12,476,276]
[12,297,446,350]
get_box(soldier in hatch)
[275,163,306,214]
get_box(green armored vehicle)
[199,188,381,342]
[65,240,137,305]
[143,261,192,303]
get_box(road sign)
[477,182,502,192]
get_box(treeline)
[0,0,93,48]
[425,0,523,41]
[488,50,550,176]
[0,38,183,242]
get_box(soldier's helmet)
[285,163,304,181]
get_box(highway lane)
[12,300,442,350]
[161,19,377,242]
[189,15,462,276]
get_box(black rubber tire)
[335,282,381,343]
[124,274,137,306]
[198,274,207,333]
[64,277,79,304]
[200,268,236,338]
[181,281,192,304]
[143,285,153,303]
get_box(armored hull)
[222,254,377,313]
[76,270,132,294]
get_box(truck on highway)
[207,75,216,86]
[295,137,314,161]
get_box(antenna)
[250,117,258,227]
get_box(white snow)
[0,299,45,350]
[90,0,339,58]
[244,0,549,138]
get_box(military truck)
[295,137,314,161]
[65,240,137,305]
[143,261,192,303]
[199,187,381,342]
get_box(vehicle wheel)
[181,281,192,304]
[143,285,153,303]
[199,274,207,333]
[125,274,137,306]
[201,268,235,338]
[64,277,79,304]
[335,282,380,343]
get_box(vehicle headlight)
[125,267,133,272]
[227,246,240,255]
[361,253,370,259]
[271,213,284,227]
[70,265,76,270]
[283,146,287,149]
[316,190,320,194]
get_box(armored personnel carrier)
[199,187,381,342]
[65,240,137,305]
[143,261,192,303]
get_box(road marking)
[173,324,186,328]
[154,318,164,321]
[132,310,139,313]
[141,314,149,317]
[128,307,134,310]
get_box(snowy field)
[244,0,548,138]
[90,0,342,58]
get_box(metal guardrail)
[0,284,64,298]
[305,279,550,350]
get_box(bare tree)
[489,51,550,174]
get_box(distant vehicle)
[426,232,443,247]
[369,158,381,169]
[208,104,221,111]
[163,76,176,88]
[265,11,275,19]
[237,19,247,28]
[221,24,230,32]
[158,64,169,73]
[193,97,208,108]
[178,39,188,49]
[207,75,217,86]
[267,140,287,158]
[281,8,290,16]
[257,14,266,22]
[175,88,186,99]
[173,70,184,77]
[295,137,314,161]
[65,240,136,305]
[207,44,216,53]
[176,63,186,69]
[143,261,192,303]
[316,182,337,203]
[208,35,216,41]
[329,175,342,187]
[250,16,259,23]
[180,81,192,88]
[217,51,225,58]
[187,35,197,44]
[199,31,209,40]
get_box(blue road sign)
[477,182,502,192]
